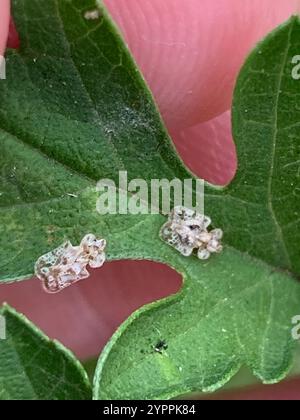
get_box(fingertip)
[0,261,181,359]
[171,111,237,186]
[7,18,20,49]
[104,0,299,130]
[0,0,10,54]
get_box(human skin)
[1,0,300,399]
[0,0,9,54]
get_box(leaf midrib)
[266,19,294,269]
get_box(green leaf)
[94,232,300,399]
[227,15,300,274]
[0,305,91,400]
[0,0,300,400]
[93,16,300,399]
[0,0,190,281]
[1,2,299,281]
[86,342,300,399]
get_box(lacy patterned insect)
[35,234,107,294]
[160,206,223,260]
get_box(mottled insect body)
[35,234,106,294]
[160,206,223,260]
[84,9,101,20]
[197,228,223,260]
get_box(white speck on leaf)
[84,9,101,20]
